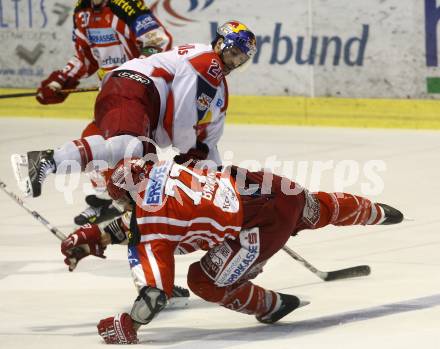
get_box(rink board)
[1,89,440,130]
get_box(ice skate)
[377,203,404,225]
[167,285,191,309]
[74,195,121,225]
[11,150,56,198]
[256,293,309,324]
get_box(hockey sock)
[54,135,144,172]
[314,192,384,228]
[219,282,278,317]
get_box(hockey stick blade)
[282,246,371,282]
[323,265,371,281]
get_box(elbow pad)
[130,286,167,325]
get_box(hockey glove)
[174,140,209,165]
[36,70,79,105]
[97,313,139,344]
[139,45,163,57]
[61,223,106,271]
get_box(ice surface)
[0,118,439,348]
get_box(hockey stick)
[0,179,369,280]
[282,245,371,281]
[0,180,83,268]
[0,180,67,240]
[0,87,99,99]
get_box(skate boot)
[256,293,309,324]
[11,150,56,197]
[377,203,404,225]
[167,285,191,309]
[74,195,122,225]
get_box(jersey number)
[79,12,90,28]
[208,59,223,81]
[166,164,207,205]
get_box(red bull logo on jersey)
[196,93,213,112]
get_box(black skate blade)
[257,294,309,324]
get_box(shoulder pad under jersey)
[189,52,225,88]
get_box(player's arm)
[114,0,172,56]
[65,39,100,80]
[197,79,229,166]
[36,12,97,104]
[171,50,224,160]
[60,212,131,271]
[97,237,175,344]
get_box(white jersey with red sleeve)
[113,43,227,165]
[132,161,242,296]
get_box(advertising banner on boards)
[0,0,438,98]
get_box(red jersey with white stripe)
[113,44,228,163]
[64,0,172,81]
[132,161,242,296]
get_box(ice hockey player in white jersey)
[11,21,257,221]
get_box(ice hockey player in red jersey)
[12,20,257,225]
[36,0,172,105]
[60,158,404,344]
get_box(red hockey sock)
[187,262,277,317]
[219,282,278,317]
[314,192,384,228]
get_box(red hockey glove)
[61,223,106,271]
[97,313,139,344]
[36,70,79,105]
[174,140,209,165]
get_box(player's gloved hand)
[61,223,106,272]
[174,140,209,165]
[36,70,79,105]
[97,313,139,344]
[139,45,163,57]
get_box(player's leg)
[295,191,403,234]
[73,79,160,223]
[187,226,307,324]
[11,133,144,197]
[71,121,117,225]
[12,74,160,198]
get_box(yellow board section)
[0,88,98,119]
[1,88,439,129]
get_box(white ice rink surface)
[0,118,439,349]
